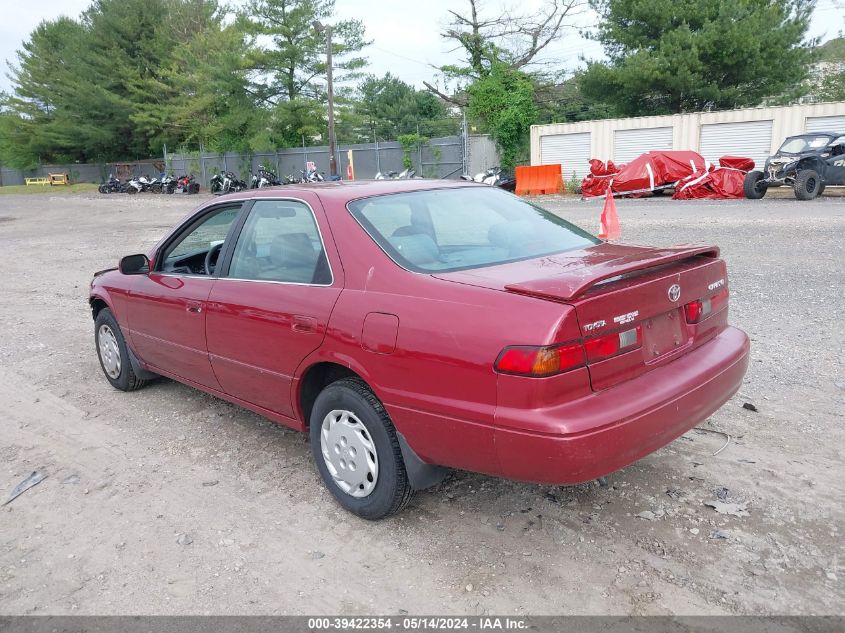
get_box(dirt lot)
[0,189,842,616]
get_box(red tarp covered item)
[581,151,709,198]
[580,159,622,197]
[672,156,754,200]
[589,159,621,176]
[718,156,755,171]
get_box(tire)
[94,308,151,392]
[150,183,162,194]
[309,378,413,520]
[743,170,768,199]
[794,169,821,200]
[127,186,138,195]
[98,184,108,194]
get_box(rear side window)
[348,187,599,273]
[227,200,331,285]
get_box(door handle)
[186,301,203,314]
[292,315,318,333]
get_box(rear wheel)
[150,183,162,194]
[743,171,768,199]
[94,308,151,391]
[794,169,821,200]
[309,378,413,520]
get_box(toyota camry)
[89,180,750,519]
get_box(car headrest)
[270,233,317,269]
[389,233,440,265]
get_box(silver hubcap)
[320,409,378,498]
[98,324,121,379]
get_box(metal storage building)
[531,102,845,177]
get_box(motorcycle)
[125,177,145,194]
[211,171,247,194]
[175,174,200,194]
[250,164,281,189]
[127,175,159,194]
[98,174,124,194]
[376,169,416,180]
[461,166,516,191]
[300,167,325,183]
[160,173,177,194]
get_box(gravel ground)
[0,190,842,615]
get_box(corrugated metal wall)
[699,120,773,168]
[805,115,845,133]
[531,101,845,174]
[613,127,673,162]
[539,132,591,179]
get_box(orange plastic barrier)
[515,164,563,196]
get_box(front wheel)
[794,169,821,200]
[150,183,162,194]
[310,378,413,520]
[98,184,108,194]
[127,186,138,195]
[94,308,151,391]
[743,170,768,199]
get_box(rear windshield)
[348,187,599,273]
[778,135,832,153]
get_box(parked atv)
[744,131,845,200]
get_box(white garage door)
[613,127,673,163]
[805,115,845,133]
[700,120,773,170]
[539,132,591,180]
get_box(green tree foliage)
[129,1,257,152]
[534,75,618,124]
[466,64,537,169]
[355,74,448,139]
[579,0,817,116]
[2,0,253,165]
[239,0,368,147]
[813,35,845,101]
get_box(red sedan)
[90,180,749,519]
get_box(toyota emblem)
[668,284,681,302]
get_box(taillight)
[583,326,642,363]
[684,287,729,324]
[495,342,585,377]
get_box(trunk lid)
[434,243,729,391]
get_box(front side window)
[227,200,331,285]
[348,187,599,273]
[161,206,241,275]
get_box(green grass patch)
[0,183,100,195]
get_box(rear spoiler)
[504,245,720,301]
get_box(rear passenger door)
[204,197,342,421]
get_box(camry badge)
[668,284,681,302]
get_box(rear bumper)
[492,326,750,484]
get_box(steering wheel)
[204,243,223,275]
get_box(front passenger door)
[205,197,342,421]
[126,204,243,389]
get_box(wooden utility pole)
[325,25,337,179]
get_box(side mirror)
[119,254,150,275]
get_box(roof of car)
[217,179,483,205]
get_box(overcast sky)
[2,0,843,94]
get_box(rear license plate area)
[642,309,686,362]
